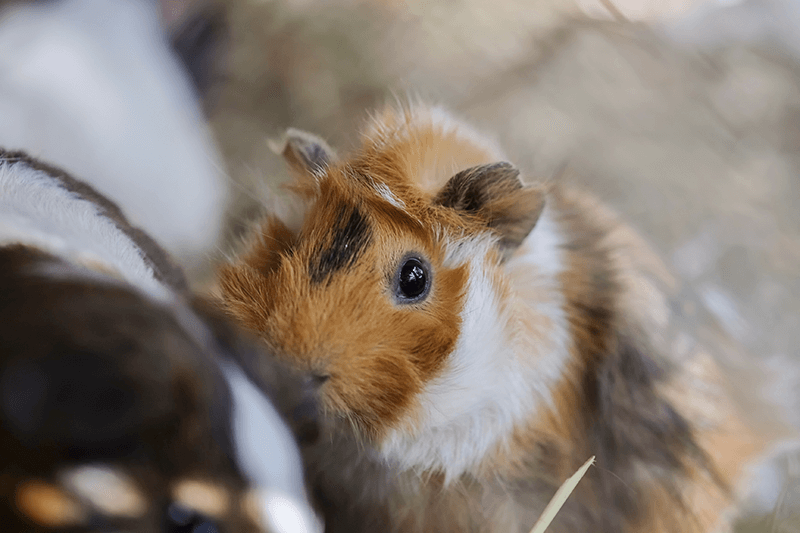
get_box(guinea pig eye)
[165,502,220,533]
[394,256,430,303]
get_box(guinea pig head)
[219,128,546,442]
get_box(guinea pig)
[0,150,322,533]
[217,103,794,532]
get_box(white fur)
[261,491,319,533]
[506,205,573,404]
[217,360,322,533]
[373,181,407,210]
[517,205,564,277]
[60,465,145,518]
[0,159,171,302]
[379,206,570,482]
[0,0,227,272]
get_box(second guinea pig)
[218,104,791,533]
[0,150,322,533]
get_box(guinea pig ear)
[435,162,545,258]
[272,128,337,178]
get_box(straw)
[529,456,595,533]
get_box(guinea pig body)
[219,104,789,532]
[0,151,321,533]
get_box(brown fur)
[219,104,778,532]
[0,152,328,532]
[0,245,258,532]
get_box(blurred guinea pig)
[0,150,322,533]
[218,104,794,532]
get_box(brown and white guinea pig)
[0,150,323,533]
[217,104,795,533]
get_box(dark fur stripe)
[309,204,371,284]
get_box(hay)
[529,456,595,533]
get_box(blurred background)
[1,0,799,530]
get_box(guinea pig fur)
[0,150,322,533]
[218,104,791,533]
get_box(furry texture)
[219,104,783,532]
[0,150,185,300]
[0,152,321,532]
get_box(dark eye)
[165,502,220,533]
[395,256,430,303]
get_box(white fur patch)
[505,205,573,403]
[373,181,406,210]
[60,465,147,518]
[516,205,564,277]
[0,0,226,270]
[0,159,171,302]
[379,207,569,481]
[261,491,317,533]
[217,360,322,533]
